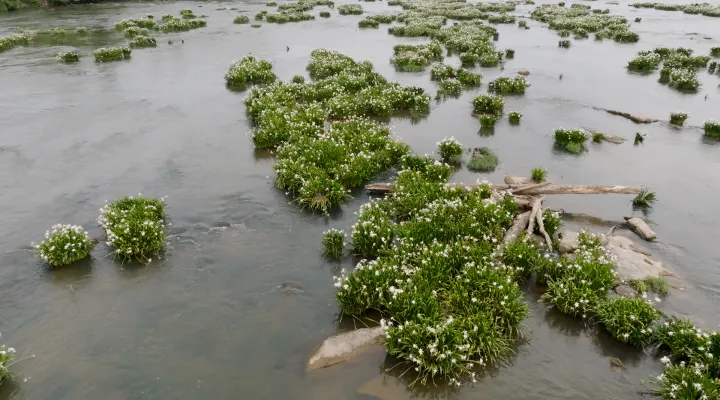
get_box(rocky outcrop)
[307,327,386,371]
[606,235,670,281]
[624,217,656,241]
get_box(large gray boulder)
[607,235,670,281]
[307,327,386,371]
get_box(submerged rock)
[605,109,657,124]
[607,235,671,281]
[624,217,656,241]
[608,356,625,368]
[602,134,625,144]
[558,231,579,254]
[307,327,386,370]
[279,281,305,295]
[614,284,638,298]
[517,69,530,76]
[357,376,407,400]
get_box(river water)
[1,1,719,399]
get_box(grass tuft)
[531,167,546,182]
[632,187,657,208]
[34,224,94,267]
[436,136,463,163]
[322,228,346,260]
[467,147,499,172]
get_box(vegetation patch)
[33,224,94,267]
[467,147,499,171]
[320,11,331,17]
[225,56,277,90]
[322,228,346,260]
[531,167,546,182]
[159,16,207,32]
[488,76,528,95]
[558,40,570,48]
[436,136,463,163]
[56,51,79,62]
[532,5,639,43]
[704,120,720,139]
[234,15,250,24]
[266,11,315,23]
[632,187,656,208]
[631,2,720,18]
[554,128,588,154]
[115,17,156,31]
[669,111,687,126]
[98,195,166,262]
[0,33,30,54]
[711,47,720,57]
[338,4,363,15]
[391,41,443,71]
[508,111,521,124]
[595,297,660,347]
[93,47,131,62]
[129,36,157,48]
[472,94,504,116]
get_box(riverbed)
[1,1,719,398]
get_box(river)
[1,1,719,398]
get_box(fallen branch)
[535,208,554,250]
[527,197,543,236]
[513,181,552,194]
[504,211,531,244]
[365,183,642,195]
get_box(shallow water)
[1,1,719,399]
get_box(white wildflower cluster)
[668,68,700,91]
[321,228,346,260]
[33,224,94,267]
[0,340,17,381]
[98,195,166,261]
[351,200,395,257]
[225,56,277,88]
[436,136,463,163]
[654,359,718,400]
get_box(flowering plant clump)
[93,47,131,62]
[158,17,207,32]
[595,296,661,347]
[704,120,720,139]
[338,4,363,14]
[114,17,156,31]
[225,56,277,89]
[129,36,157,48]
[34,224,94,267]
[479,114,497,128]
[391,41,443,72]
[0,34,30,54]
[712,47,720,57]
[669,111,688,126]
[554,128,588,154]
[266,12,315,23]
[430,63,455,81]
[430,63,482,87]
[56,51,80,63]
[180,8,196,19]
[358,18,380,28]
[508,111,521,124]
[322,228,346,260]
[668,68,700,91]
[320,11,331,17]
[437,79,463,98]
[479,51,503,67]
[351,200,396,257]
[472,94,504,116]
[627,52,662,71]
[488,13,515,24]
[532,4,639,43]
[436,136,463,163]
[536,209,561,238]
[234,15,250,24]
[558,39,571,48]
[653,362,720,400]
[98,195,166,261]
[488,76,528,95]
[467,146,499,171]
[518,20,528,28]
[123,26,149,38]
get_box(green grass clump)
[472,94,504,116]
[123,26,149,38]
[351,200,395,257]
[252,24,262,28]
[479,114,497,128]
[180,8,196,19]
[479,51,503,67]
[93,47,131,62]
[367,14,395,23]
[533,4,639,43]
[703,120,720,139]
[505,48,515,59]
[558,40,570,48]
[634,17,641,22]
[592,133,604,143]
[627,52,662,71]
[437,79,462,98]
[0,34,30,54]
[256,11,268,20]
[711,47,720,57]
[98,195,166,261]
[56,51,79,63]
[595,297,660,347]
[34,224,94,267]
[225,56,277,90]
[390,41,443,72]
[430,63,481,87]
[430,63,455,81]
[234,15,250,24]
[338,4,363,14]
[115,17,156,30]
[518,20,528,28]
[322,228,346,260]
[266,11,315,23]
[468,147,499,171]
[159,17,207,32]
[436,136,463,163]
[668,68,700,91]
[710,61,717,73]
[75,26,89,35]
[267,1,277,5]
[632,188,657,208]
[320,11,331,17]
[652,363,720,400]
[630,276,670,295]
[291,75,305,84]
[488,13,516,24]
[554,128,588,154]
[358,17,379,28]
[129,35,157,48]
[531,167,546,182]
[508,111,521,124]
[488,76,528,95]
[669,111,687,126]
[457,69,481,86]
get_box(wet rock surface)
[307,327,386,371]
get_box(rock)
[606,235,671,281]
[602,134,625,144]
[279,281,304,295]
[614,284,638,298]
[504,176,531,184]
[528,233,549,249]
[605,109,658,124]
[624,217,657,241]
[307,327,386,371]
[517,70,530,76]
[608,356,625,368]
[357,376,407,400]
[558,230,579,254]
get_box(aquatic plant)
[93,47,131,62]
[710,61,717,73]
[505,49,515,59]
[98,195,166,261]
[252,24,262,28]
[179,8,196,19]
[531,168,546,183]
[630,276,669,296]
[558,40,570,48]
[595,297,661,347]
[457,69,481,86]
[634,17,641,22]
[338,4,363,14]
[267,1,277,5]
[488,76,528,95]
[75,26,89,35]
[472,94,504,116]
[508,111,521,124]
[669,111,687,126]
[123,26,149,38]
[256,11,268,20]
[479,51,502,67]
[129,35,157,48]
[0,33,29,54]
[634,132,645,145]
[488,13,515,24]
[554,128,588,153]
[391,41,443,72]
[322,228,346,260]
[225,56,277,89]
[291,75,305,84]
[712,47,720,57]
[320,11,331,17]
[159,17,207,32]
[592,133,604,143]
[537,209,562,239]
[437,79,462,97]
[627,52,662,71]
[436,136,463,163]
[703,120,720,139]
[632,188,656,208]
[234,15,250,24]
[479,114,497,128]
[652,362,720,400]
[33,224,94,267]
[518,20,528,28]
[430,63,455,81]
[367,15,395,23]
[668,68,700,90]
[56,51,79,63]
[266,11,315,23]
[467,147,498,171]
[358,18,379,28]
[115,17,156,30]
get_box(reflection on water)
[1,1,719,399]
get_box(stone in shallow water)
[607,235,670,281]
[558,231,579,254]
[279,281,304,295]
[624,216,656,241]
[307,327,386,370]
